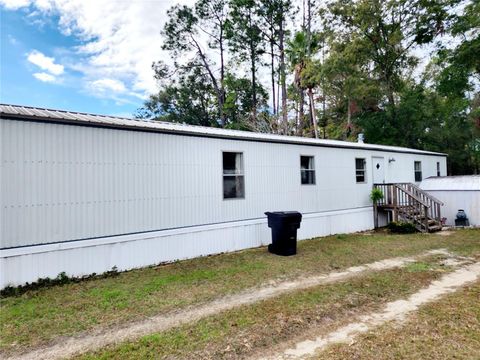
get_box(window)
[223,152,245,199]
[437,162,441,177]
[355,158,366,183]
[300,156,316,185]
[414,161,422,182]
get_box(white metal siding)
[1,119,446,249]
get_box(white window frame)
[355,158,367,183]
[300,155,316,185]
[222,151,245,200]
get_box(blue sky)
[0,9,116,114]
[0,1,178,117]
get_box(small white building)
[0,104,447,288]
[420,176,480,226]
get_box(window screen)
[355,158,366,183]
[300,156,315,185]
[414,161,422,182]
[223,152,245,199]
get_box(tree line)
[136,0,480,175]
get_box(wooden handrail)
[373,182,443,232]
[393,184,429,207]
[407,182,444,205]
[374,182,444,206]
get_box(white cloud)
[0,0,30,10]
[88,78,126,93]
[4,0,270,104]
[50,0,174,94]
[0,0,53,10]
[27,50,64,75]
[2,0,190,103]
[33,72,56,82]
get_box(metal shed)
[420,176,480,226]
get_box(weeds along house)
[0,104,446,288]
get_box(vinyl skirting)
[0,207,373,289]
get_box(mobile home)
[0,104,447,288]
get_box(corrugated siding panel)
[423,190,479,226]
[0,119,446,249]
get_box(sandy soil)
[260,262,480,360]
[435,230,454,236]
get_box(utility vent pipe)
[358,133,364,143]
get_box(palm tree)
[286,31,319,137]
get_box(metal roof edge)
[0,104,447,157]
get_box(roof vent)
[357,133,364,143]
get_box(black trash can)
[265,211,302,256]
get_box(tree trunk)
[299,88,305,135]
[321,41,327,139]
[306,0,311,56]
[219,27,226,127]
[279,15,288,134]
[295,95,300,135]
[270,28,276,116]
[308,87,318,138]
[191,36,223,125]
[249,9,257,122]
[387,91,396,118]
[251,42,257,121]
[347,97,351,126]
[384,72,396,122]
[276,71,280,116]
[346,96,351,139]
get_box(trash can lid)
[265,211,302,217]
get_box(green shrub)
[388,221,417,234]
[370,188,384,203]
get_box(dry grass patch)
[76,256,452,359]
[323,281,480,360]
[1,229,479,354]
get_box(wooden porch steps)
[374,183,444,233]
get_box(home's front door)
[372,156,385,184]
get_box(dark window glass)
[223,176,245,199]
[437,162,441,177]
[414,161,422,182]
[223,152,242,174]
[223,152,244,199]
[300,156,315,185]
[355,158,366,183]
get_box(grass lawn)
[1,228,479,355]
[76,255,455,359]
[324,280,480,360]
